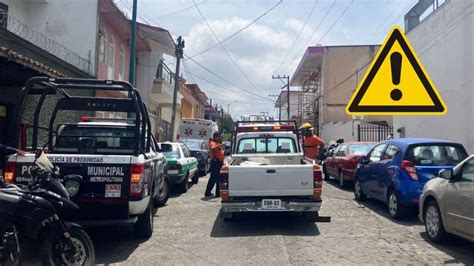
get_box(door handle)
[266,169,276,174]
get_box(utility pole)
[272,75,290,120]
[269,94,281,120]
[128,0,138,85]
[170,36,185,141]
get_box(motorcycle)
[0,150,95,265]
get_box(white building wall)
[394,0,474,153]
[321,121,359,143]
[3,0,98,75]
[279,93,300,120]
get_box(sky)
[116,0,418,119]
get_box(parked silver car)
[419,155,474,243]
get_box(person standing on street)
[204,132,224,198]
[300,123,324,161]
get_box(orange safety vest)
[303,135,324,159]
[209,139,224,162]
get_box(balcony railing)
[155,59,175,88]
[0,10,93,75]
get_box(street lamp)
[227,101,238,115]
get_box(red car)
[323,142,376,188]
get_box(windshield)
[348,143,376,155]
[54,126,135,155]
[180,140,202,150]
[237,137,297,154]
[162,145,181,159]
[405,144,467,166]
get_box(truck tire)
[154,178,170,207]
[354,178,367,202]
[177,174,188,193]
[192,172,199,184]
[303,211,319,222]
[134,198,154,239]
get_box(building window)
[99,31,106,63]
[107,35,115,68]
[119,45,125,80]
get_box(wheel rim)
[58,237,87,265]
[157,181,168,201]
[389,193,398,216]
[426,205,440,238]
[355,180,361,199]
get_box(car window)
[182,145,191,157]
[336,144,346,157]
[405,144,467,166]
[460,159,474,182]
[237,137,296,154]
[369,144,386,163]
[162,144,181,159]
[382,145,399,161]
[348,143,374,155]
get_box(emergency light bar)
[235,120,298,133]
[80,116,135,123]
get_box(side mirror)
[358,156,369,164]
[158,143,173,153]
[439,169,454,181]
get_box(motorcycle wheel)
[44,227,95,266]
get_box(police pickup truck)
[219,121,323,221]
[5,77,168,239]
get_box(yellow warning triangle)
[346,26,447,115]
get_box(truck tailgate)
[14,154,132,221]
[228,165,313,197]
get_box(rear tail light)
[130,163,144,197]
[402,160,418,181]
[313,165,322,200]
[220,165,229,201]
[167,164,182,171]
[4,161,16,184]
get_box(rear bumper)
[221,199,321,213]
[167,173,186,184]
[76,217,138,227]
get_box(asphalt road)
[24,174,474,265]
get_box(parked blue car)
[354,138,467,219]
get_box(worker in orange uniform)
[205,132,225,198]
[300,123,324,161]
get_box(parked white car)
[419,155,474,243]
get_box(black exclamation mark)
[390,52,403,101]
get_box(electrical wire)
[273,0,320,74]
[186,0,283,60]
[156,0,206,19]
[191,0,268,98]
[278,0,337,75]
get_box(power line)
[186,0,283,60]
[278,0,337,75]
[192,0,266,97]
[186,56,273,102]
[274,0,320,74]
[156,0,206,19]
[370,0,417,43]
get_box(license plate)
[262,199,281,210]
[105,184,121,198]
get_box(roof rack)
[15,77,149,155]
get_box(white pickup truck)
[219,121,323,221]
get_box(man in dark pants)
[204,132,224,198]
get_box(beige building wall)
[321,45,393,126]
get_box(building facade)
[394,0,474,152]
[290,45,393,142]
[274,90,302,121]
